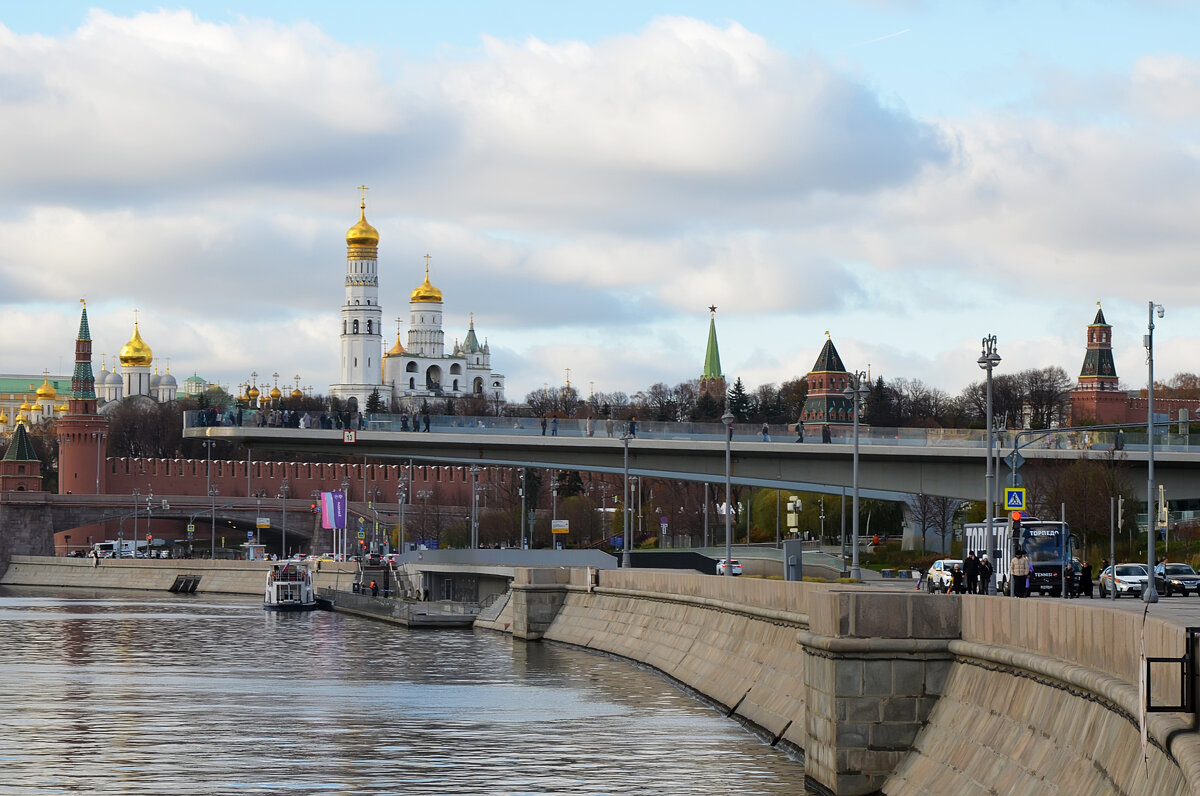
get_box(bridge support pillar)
[798,591,959,795]
[510,568,570,640]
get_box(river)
[0,586,809,795]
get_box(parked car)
[1098,563,1151,598]
[1157,563,1200,597]
[366,552,384,566]
[715,559,742,575]
[924,559,963,593]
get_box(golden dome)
[56,402,69,413]
[36,378,57,399]
[19,396,33,411]
[291,388,303,399]
[410,263,443,303]
[248,386,260,399]
[119,322,153,367]
[15,411,27,425]
[387,333,407,356]
[270,386,282,400]
[0,410,8,424]
[346,201,379,248]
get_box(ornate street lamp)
[843,372,869,580]
[1145,302,1165,603]
[978,335,1001,595]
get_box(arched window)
[366,320,372,334]
[353,320,359,334]
[342,320,347,334]
[409,377,415,389]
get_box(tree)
[1021,366,1071,429]
[726,378,751,421]
[863,377,897,427]
[365,388,385,413]
[691,391,723,422]
[778,377,808,422]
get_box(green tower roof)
[702,311,723,380]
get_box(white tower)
[330,188,383,410]
[407,255,445,358]
[119,317,153,397]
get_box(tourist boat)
[264,561,318,612]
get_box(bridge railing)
[183,410,1198,451]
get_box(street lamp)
[418,489,432,548]
[92,430,104,494]
[469,465,480,549]
[398,483,408,554]
[518,468,527,549]
[978,335,1001,595]
[621,431,633,567]
[722,408,734,577]
[203,440,217,559]
[132,488,140,556]
[843,371,869,581]
[279,478,290,559]
[1145,302,1165,603]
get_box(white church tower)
[330,188,383,410]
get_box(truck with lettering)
[964,516,1078,596]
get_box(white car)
[925,559,963,593]
[715,559,742,575]
[1098,564,1150,598]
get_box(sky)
[2,1,1199,405]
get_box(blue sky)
[2,2,1199,405]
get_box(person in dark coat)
[1080,561,1094,598]
[821,424,832,443]
[950,564,966,594]
[978,555,994,594]
[964,551,979,595]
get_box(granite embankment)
[0,555,357,595]
[502,567,1200,796]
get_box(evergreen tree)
[365,388,385,413]
[726,378,752,421]
[691,391,723,422]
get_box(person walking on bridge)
[978,555,994,594]
[605,417,614,437]
[1010,549,1031,597]
[761,423,770,442]
[964,551,979,594]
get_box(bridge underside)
[186,427,1200,501]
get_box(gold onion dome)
[410,265,443,303]
[248,386,260,399]
[119,323,153,367]
[56,402,69,413]
[270,386,282,400]
[387,333,407,356]
[0,410,8,423]
[346,202,379,248]
[36,378,56,399]
[291,388,303,399]
[20,396,33,411]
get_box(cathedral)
[0,304,177,433]
[328,194,505,411]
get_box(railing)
[184,410,1200,451]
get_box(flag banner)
[321,491,347,530]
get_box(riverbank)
[0,555,357,595]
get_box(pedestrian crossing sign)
[1004,487,1026,511]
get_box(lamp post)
[92,430,104,494]
[418,489,432,549]
[132,488,140,556]
[398,484,407,554]
[843,372,868,581]
[722,408,734,577]
[621,431,633,567]
[1145,302,1165,603]
[340,476,350,560]
[978,335,1001,595]
[369,486,381,554]
[470,465,481,549]
[279,478,290,559]
[518,468,527,550]
[203,440,217,559]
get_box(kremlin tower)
[56,300,109,495]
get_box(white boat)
[264,561,317,612]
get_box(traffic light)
[310,503,319,514]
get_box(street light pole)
[978,335,1001,595]
[132,488,140,556]
[621,432,633,567]
[279,478,289,559]
[470,464,480,549]
[204,440,216,559]
[843,372,868,581]
[519,467,527,549]
[1145,301,1165,603]
[722,408,734,577]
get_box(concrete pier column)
[510,568,570,640]
[798,591,959,795]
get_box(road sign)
[343,430,357,444]
[552,519,570,534]
[187,523,195,533]
[1004,487,1026,511]
[1007,472,1024,487]
[256,517,270,529]
[247,531,254,540]
[357,530,366,540]
[1005,452,1026,471]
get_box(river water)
[0,587,809,795]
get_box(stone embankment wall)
[0,555,357,595]
[887,596,1200,795]
[502,568,1200,796]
